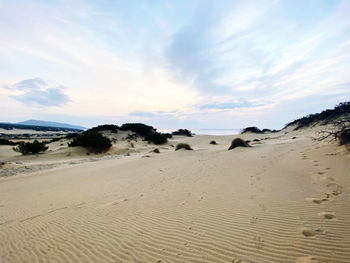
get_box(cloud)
[199,101,254,110]
[165,0,350,109]
[7,78,70,106]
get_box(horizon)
[1,1,350,129]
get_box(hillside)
[17,120,85,130]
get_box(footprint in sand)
[299,226,324,237]
[296,256,320,263]
[252,235,265,249]
[318,211,336,220]
[250,216,258,224]
[308,198,328,204]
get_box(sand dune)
[0,127,350,262]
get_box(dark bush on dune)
[172,129,192,137]
[120,123,156,136]
[241,127,263,134]
[175,143,192,151]
[0,139,18,145]
[65,133,80,139]
[242,127,277,134]
[89,124,119,133]
[262,128,271,133]
[285,101,350,130]
[153,148,160,153]
[162,133,173,139]
[144,132,168,145]
[228,138,250,150]
[339,129,350,145]
[68,130,112,153]
[48,137,61,143]
[210,140,217,145]
[13,140,48,155]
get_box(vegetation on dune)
[144,132,168,145]
[228,138,250,150]
[339,128,350,146]
[285,102,350,130]
[162,133,173,139]
[89,124,119,133]
[65,133,80,139]
[68,130,112,153]
[153,148,160,153]
[175,143,193,151]
[319,115,350,147]
[241,127,263,134]
[210,140,217,145]
[241,127,278,134]
[0,138,18,145]
[13,140,48,155]
[172,129,192,137]
[120,123,156,136]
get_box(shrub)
[65,133,80,139]
[89,124,119,133]
[339,129,350,145]
[120,123,155,136]
[162,133,173,138]
[13,140,48,155]
[172,129,192,137]
[68,130,112,153]
[241,127,262,134]
[228,138,250,150]
[285,101,350,130]
[48,137,61,143]
[210,140,217,145]
[145,132,168,145]
[175,143,192,151]
[153,148,160,153]
[0,139,17,145]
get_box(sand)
[0,126,350,262]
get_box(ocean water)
[159,128,241,135]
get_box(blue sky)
[1,0,349,129]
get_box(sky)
[1,0,350,130]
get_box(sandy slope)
[0,128,349,263]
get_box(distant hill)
[16,120,86,131]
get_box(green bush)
[89,124,119,133]
[339,129,350,145]
[153,148,160,153]
[13,140,48,155]
[162,133,173,138]
[228,138,250,150]
[145,132,168,145]
[65,133,80,139]
[0,139,17,145]
[120,123,155,136]
[241,127,262,134]
[172,129,192,137]
[68,130,112,153]
[175,143,192,151]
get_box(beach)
[0,126,349,263]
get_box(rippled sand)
[1,128,349,262]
